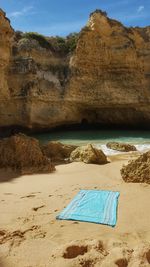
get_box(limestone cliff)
[0,10,13,98]
[0,9,150,132]
[65,10,150,126]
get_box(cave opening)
[80,118,89,129]
[0,121,150,138]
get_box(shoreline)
[0,154,150,266]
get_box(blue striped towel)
[56,190,120,227]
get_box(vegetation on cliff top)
[23,32,53,50]
[17,31,79,54]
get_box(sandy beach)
[0,155,150,267]
[1,1,150,266]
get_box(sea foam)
[95,143,150,156]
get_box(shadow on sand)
[0,169,20,183]
[0,258,8,267]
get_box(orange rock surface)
[0,9,150,131]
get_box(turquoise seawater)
[33,130,150,155]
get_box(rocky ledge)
[41,141,77,165]
[106,142,137,152]
[0,134,109,175]
[70,144,108,164]
[121,151,150,184]
[0,134,55,175]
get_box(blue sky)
[0,0,149,36]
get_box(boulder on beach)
[70,144,108,164]
[121,150,150,184]
[41,141,78,164]
[0,134,55,174]
[106,142,137,152]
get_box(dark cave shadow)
[1,123,150,139]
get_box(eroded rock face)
[0,9,13,98]
[0,134,55,174]
[70,144,108,164]
[106,142,137,152]
[41,141,77,164]
[121,151,150,184]
[66,11,150,127]
[0,9,150,130]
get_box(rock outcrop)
[70,144,108,164]
[0,9,150,131]
[121,151,150,184]
[66,10,150,128]
[106,142,137,152]
[0,134,55,174]
[41,141,77,164]
[0,9,13,99]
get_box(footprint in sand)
[21,194,36,199]
[30,192,41,194]
[50,240,150,267]
[50,240,106,266]
[0,230,7,237]
[23,218,30,223]
[17,216,30,224]
[32,205,45,212]
[0,225,46,250]
[115,258,128,267]
[63,244,88,259]
[146,249,150,264]
[0,229,25,248]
